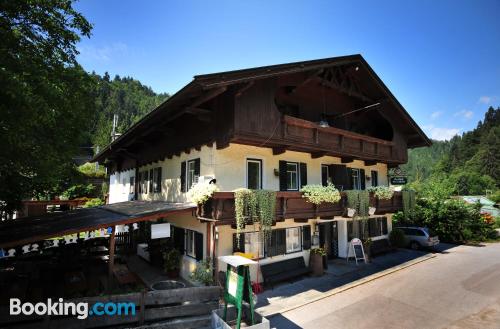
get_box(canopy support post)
[108,225,116,289]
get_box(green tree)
[0,1,94,216]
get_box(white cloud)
[454,109,474,120]
[423,125,460,141]
[77,42,128,62]
[430,111,443,120]
[478,96,491,104]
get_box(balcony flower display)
[187,181,219,205]
[367,186,395,200]
[300,183,341,205]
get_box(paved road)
[271,243,500,329]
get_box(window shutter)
[267,230,278,257]
[194,158,201,178]
[233,233,245,253]
[360,169,366,190]
[173,227,185,254]
[279,161,288,191]
[330,164,348,191]
[346,168,354,190]
[381,217,388,235]
[302,225,311,250]
[149,169,154,193]
[180,161,186,192]
[277,229,286,255]
[299,163,307,188]
[156,167,162,193]
[194,232,203,261]
[371,170,378,187]
[138,172,142,193]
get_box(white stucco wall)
[108,169,135,204]
[108,143,389,204]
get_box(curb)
[259,252,437,318]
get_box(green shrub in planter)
[389,228,407,248]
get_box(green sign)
[220,256,256,329]
[390,176,408,185]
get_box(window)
[187,160,198,191]
[129,176,135,194]
[371,170,378,187]
[351,168,361,190]
[286,227,302,253]
[247,159,262,189]
[244,232,264,258]
[286,162,299,191]
[186,230,195,257]
[321,165,330,186]
[152,167,162,193]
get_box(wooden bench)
[260,257,311,288]
[370,238,392,256]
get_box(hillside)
[403,106,499,196]
[89,73,169,149]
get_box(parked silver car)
[397,226,440,250]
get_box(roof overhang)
[0,201,196,249]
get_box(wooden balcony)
[197,191,403,225]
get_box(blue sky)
[75,0,500,141]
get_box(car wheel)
[410,241,420,250]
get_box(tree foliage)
[89,73,169,150]
[404,107,499,198]
[0,0,94,215]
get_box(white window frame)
[244,232,264,259]
[186,160,197,191]
[286,162,299,191]
[286,227,302,253]
[352,168,361,190]
[246,158,263,190]
[321,164,330,186]
[186,230,196,258]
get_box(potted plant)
[310,247,326,276]
[190,258,214,286]
[163,248,181,278]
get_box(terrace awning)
[0,201,196,248]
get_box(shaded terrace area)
[0,201,195,306]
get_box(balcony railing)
[197,191,403,225]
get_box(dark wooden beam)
[235,81,254,97]
[291,69,323,94]
[189,86,227,109]
[341,157,354,164]
[311,151,327,159]
[185,107,212,115]
[364,160,377,166]
[273,147,287,155]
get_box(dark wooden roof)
[93,55,430,164]
[0,201,195,248]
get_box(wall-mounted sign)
[390,176,408,185]
[151,223,171,239]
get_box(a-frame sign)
[219,255,257,329]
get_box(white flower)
[367,186,394,200]
[187,181,219,205]
[300,184,341,205]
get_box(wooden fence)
[0,286,221,329]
